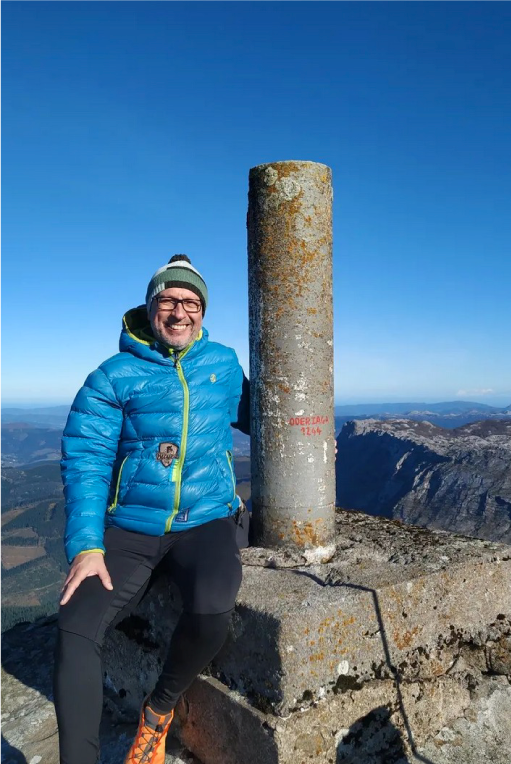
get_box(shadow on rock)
[1,735,28,764]
[336,706,410,764]
[1,591,193,763]
[1,617,59,761]
[290,571,438,764]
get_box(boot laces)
[131,721,166,762]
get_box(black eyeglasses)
[155,296,202,314]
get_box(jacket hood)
[120,306,207,363]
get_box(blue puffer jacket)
[61,307,245,563]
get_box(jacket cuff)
[76,548,105,557]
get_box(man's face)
[149,287,203,350]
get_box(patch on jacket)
[156,442,179,467]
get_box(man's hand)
[60,552,113,605]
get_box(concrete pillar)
[247,160,336,559]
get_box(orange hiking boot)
[124,702,174,764]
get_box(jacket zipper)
[107,454,129,513]
[165,349,192,532]
[226,450,236,508]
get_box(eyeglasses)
[155,296,202,314]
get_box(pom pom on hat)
[146,255,208,314]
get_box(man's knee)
[173,611,233,653]
[57,575,112,644]
[181,609,232,637]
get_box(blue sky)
[2,2,511,406]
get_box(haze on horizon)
[2,3,510,407]
[3,397,510,412]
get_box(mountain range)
[336,418,511,544]
[2,460,67,631]
[1,423,63,467]
[334,401,511,429]
[1,405,71,429]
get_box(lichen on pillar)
[247,160,336,558]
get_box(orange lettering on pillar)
[288,415,328,436]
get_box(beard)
[152,321,199,351]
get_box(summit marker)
[247,160,336,558]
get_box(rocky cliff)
[336,419,511,543]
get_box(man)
[55,255,249,764]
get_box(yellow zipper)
[226,450,236,507]
[165,350,192,532]
[107,454,129,513]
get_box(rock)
[101,513,511,763]
[1,617,200,764]
[3,514,510,764]
[488,635,511,675]
[418,677,511,764]
[336,419,511,543]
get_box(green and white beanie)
[145,255,208,314]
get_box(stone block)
[175,671,475,764]
[213,513,511,714]
[100,512,511,763]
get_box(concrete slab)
[99,511,511,764]
[214,512,511,714]
[175,671,510,764]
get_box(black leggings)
[54,518,242,764]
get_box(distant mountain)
[334,401,511,430]
[334,401,507,415]
[2,405,70,429]
[336,418,511,544]
[232,427,250,456]
[1,423,63,467]
[2,462,63,511]
[1,461,67,631]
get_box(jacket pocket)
[226,450,236,507]
[214,450,236,508]
[107,454,131,514]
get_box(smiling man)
[148,271,204,349]
[55,255,249,764]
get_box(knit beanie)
[145,255,208,314]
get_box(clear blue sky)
[2,2,510,406]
